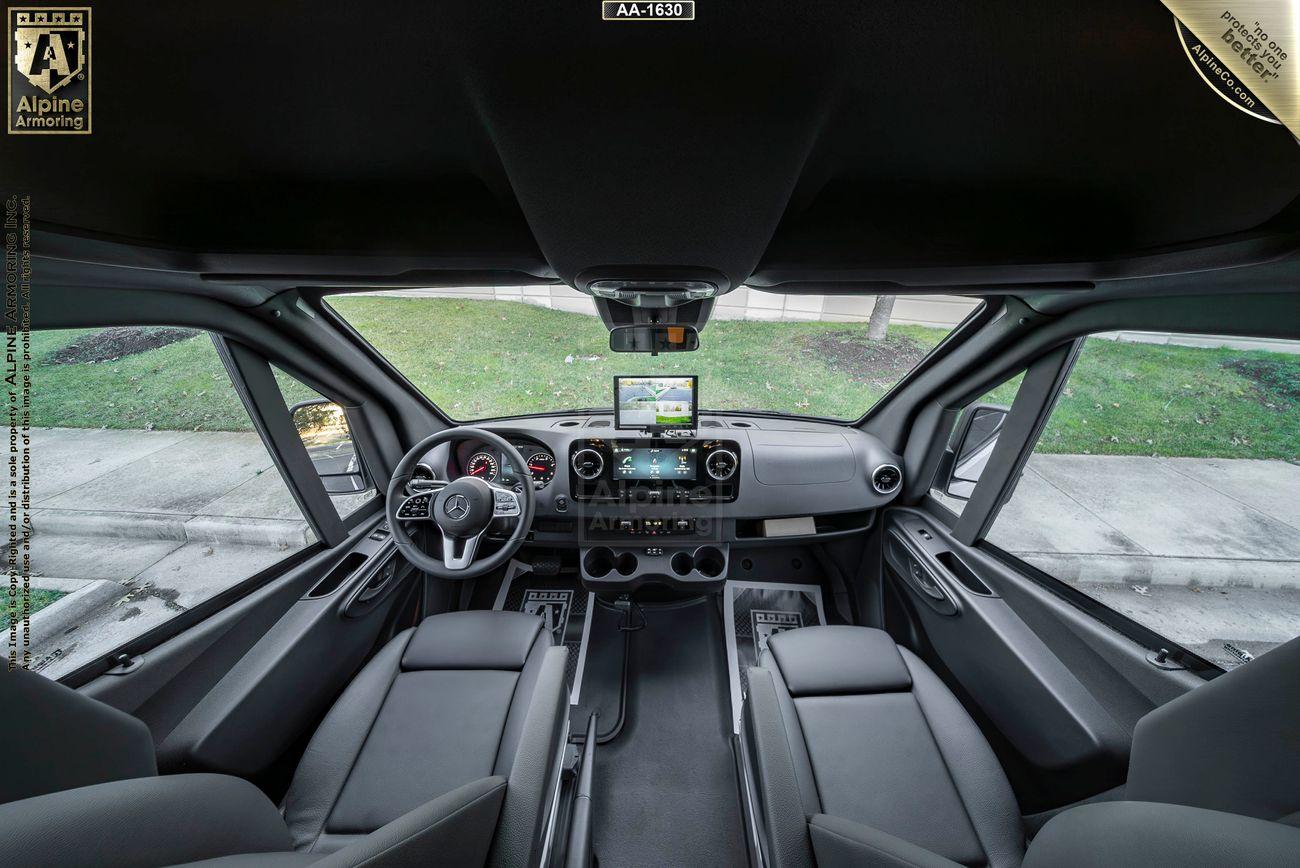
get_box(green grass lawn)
[1,589,66,631]
[32,328,316,430]
[32,297,1299,461]
[1037,339,1298,460]
[326,296,948,421]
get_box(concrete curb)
[34,509,188,542]
[28,579,126,643]
[31,508,311,550]
[184,515,313,549]
[29,577,94,593]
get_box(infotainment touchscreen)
[614,375,698,430]
[612,445,697,480]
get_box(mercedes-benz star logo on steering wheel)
[444,493,471,520]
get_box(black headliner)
[6,1,1300,292]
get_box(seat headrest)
[767,626,912,697]
[401,610,546,671]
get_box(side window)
[23,327,315,679]
[272,366,377,520]
[985,333,1300,669]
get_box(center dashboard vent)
[586,419,611,428]
[700,419,724,428]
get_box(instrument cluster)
[454,439,556,490]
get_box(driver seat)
[0,610,569,868]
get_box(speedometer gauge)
[465,451,498,481]
[525,452,556,487]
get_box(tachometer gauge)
[525,451,556,487]
[465,451,498,481]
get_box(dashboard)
[420,412,905,590]
[427,414,903,524]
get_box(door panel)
[885,509,1129,768]
[881,506,1202,808]
[83,515,419,780]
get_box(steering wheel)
[386,428,537,579]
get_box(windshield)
[325,289,972,421]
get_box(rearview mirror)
[609,324,700,354]
[290,399,371,495]
[938,403,1009,500]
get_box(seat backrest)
[751,625,1024,868]
[1126,633,1300,826]
[0,667,157,804]
[281,610,569,866]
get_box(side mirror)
[290,399,371,495]
[609,324,700,354]
[937,403,1009,500]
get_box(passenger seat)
[745,626,1300,868]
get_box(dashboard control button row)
[605,517,697,536]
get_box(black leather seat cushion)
[282,610,553,854]
[752,625,1024,868]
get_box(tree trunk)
[867,294,896,341]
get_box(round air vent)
[572,448,605,480]
[871,463,902,495]
[406,463,438,494]
[705,449,738,481]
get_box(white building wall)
[361,288,1297,354]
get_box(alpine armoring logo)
[8,7,91,134]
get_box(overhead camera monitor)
[614,375,698,431]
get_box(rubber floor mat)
[494,560,594,705]
[723,580,826,733]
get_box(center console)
[568,436,739,588]
[571,375,741,589]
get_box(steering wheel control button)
[493,489,521,516]
[397,493,433,519]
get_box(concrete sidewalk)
[989,455,1300,589]
[21,428,372,679]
